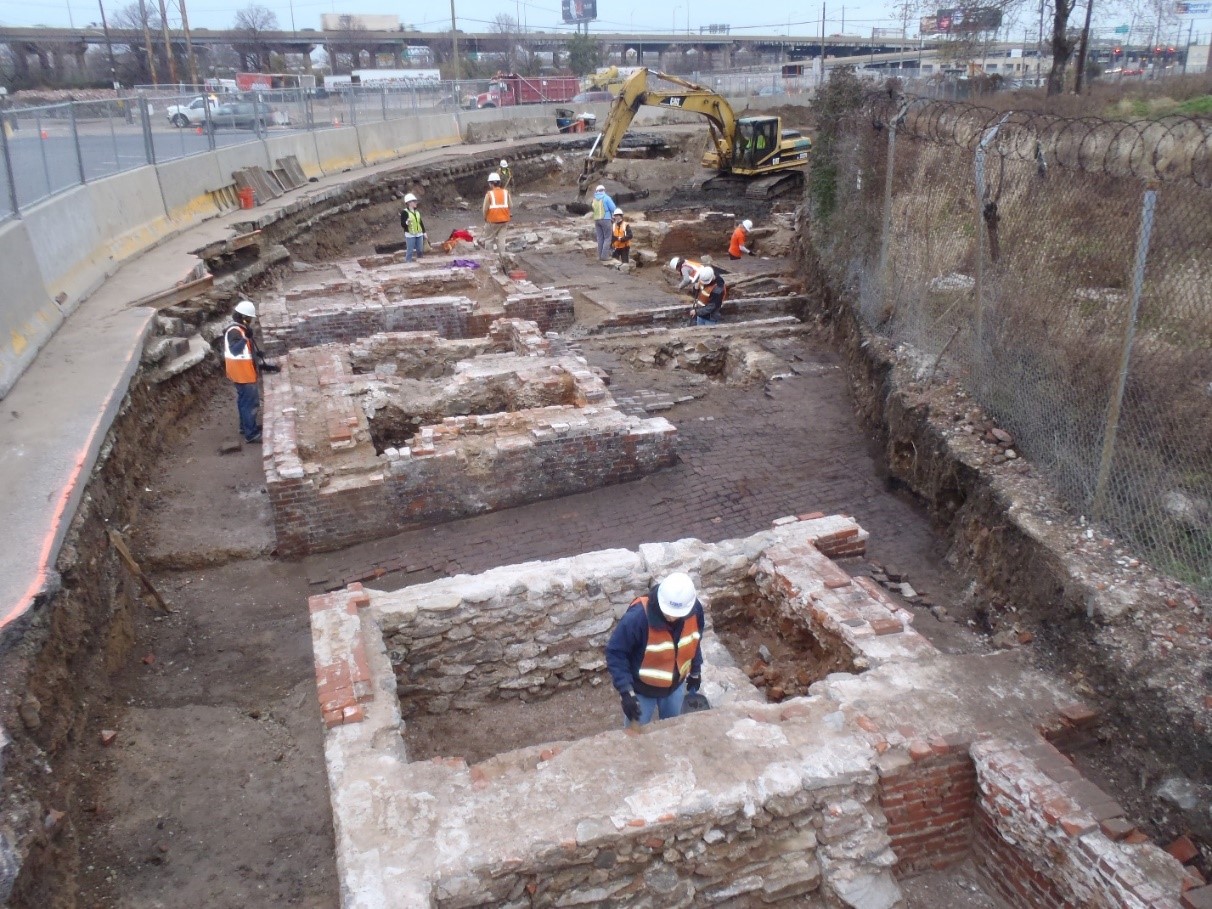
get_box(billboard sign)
[1176,2,1211,13]
[561,0,598,23]
[933,7,1004,34]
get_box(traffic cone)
[332,117,340,127]
[40,128,48,139]
[196,125,203,135]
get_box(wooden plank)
[107,529,172,613]
[127,273,214,311]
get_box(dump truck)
[468,73,580,109]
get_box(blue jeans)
[235,382,260,441]
[595,220,612,260]
[405,234,424,261]
[626,683,686,727]
[695,315,719,326]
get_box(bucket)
[238,186,256,210]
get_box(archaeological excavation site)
[0,101,1208,909]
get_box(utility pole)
[138,0,159,84]
[98,0,119,89]
[178,0,198,87]
[156,0,178,83]
[1074,0,1093,92]
[449,0,460,81]
[1036,0,1044,86]
[1183,20,1194,74]
[820,2,825,69]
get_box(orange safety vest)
[697,279,726,305]
[729,226,748,258]
[485,187,511,223]
[224,324,258,384]
[632,596,701,690]
[612,221,630,249]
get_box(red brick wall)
[878,747,975,875]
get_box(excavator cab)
[733,117,781,170]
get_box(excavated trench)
[3,134,1206,907]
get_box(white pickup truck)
[165,96,214,128]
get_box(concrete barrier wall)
[155,152,226,224]
[264,131,324,179]
[0,220,63,397]
[312,127,364,173]
[358,113,462,165]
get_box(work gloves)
[620,691,642,722]
[258,359,281,374]
[686,673,702,694]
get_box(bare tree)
[110,1,166,84]
[490,13,522,73]
[326,15,371,74]
[232,4,279,71]
[1047,0,1078,94]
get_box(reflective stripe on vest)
[486,187,511,223]
[612,222,630,249]
[633,597,701,688]
[224,325,257,384]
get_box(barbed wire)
[861,94,1212,185]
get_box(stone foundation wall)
[263,324,677,556]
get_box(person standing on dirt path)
[729,219,754,259]
[610,210,633,265]
[400,193,427,263]
[481,172,512,267]
[498,159,512,189]
[606,572,705,727]
[224,300,279,444]
[591,184,617,262]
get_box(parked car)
[165,95,215,128]
[571,90,613,104]
[204,101,275,132]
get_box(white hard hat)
[613,209,624,217]
[698,266,715,284]
[234,300,257,319]
[669,256,682,271]
[595,184,605,192]
[657,572,697,618]
[499,159,508,167]
[742,219,753,231]
[488,172,501,183]
[404,193,418,203]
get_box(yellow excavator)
[577,68,812,199]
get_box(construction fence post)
[0,117,20,217]
[1092,182,1157,518]
[69,102,86,185]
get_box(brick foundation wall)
[971,737,1191,908]
[268,409,677,556]
[878,746,976,875]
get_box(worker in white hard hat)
[481,171,512,267]
[610,209,633,265]
[606,572,706,726]
[400,192,427,263]
[668,256,704,291]
[729,218,754,259]
[498,158,512,188]
[224,300,279,444]
[590,183,617,262]
[691,266,726,325]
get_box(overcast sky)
[1,0,1208,46]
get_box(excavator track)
[698,170,806,199]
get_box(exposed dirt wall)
[0,358,217,908]
[791,207,1211,781]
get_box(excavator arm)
[578,68,739,195]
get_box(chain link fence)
[0,80,493,224]
[812,94,1212,592]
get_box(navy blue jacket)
[606,586,706,698]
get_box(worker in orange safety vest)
[481,171,512,266]
[610,209,633,265]
[605,572,705,726]
[224,300,278,443]
[729,219,754,259]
